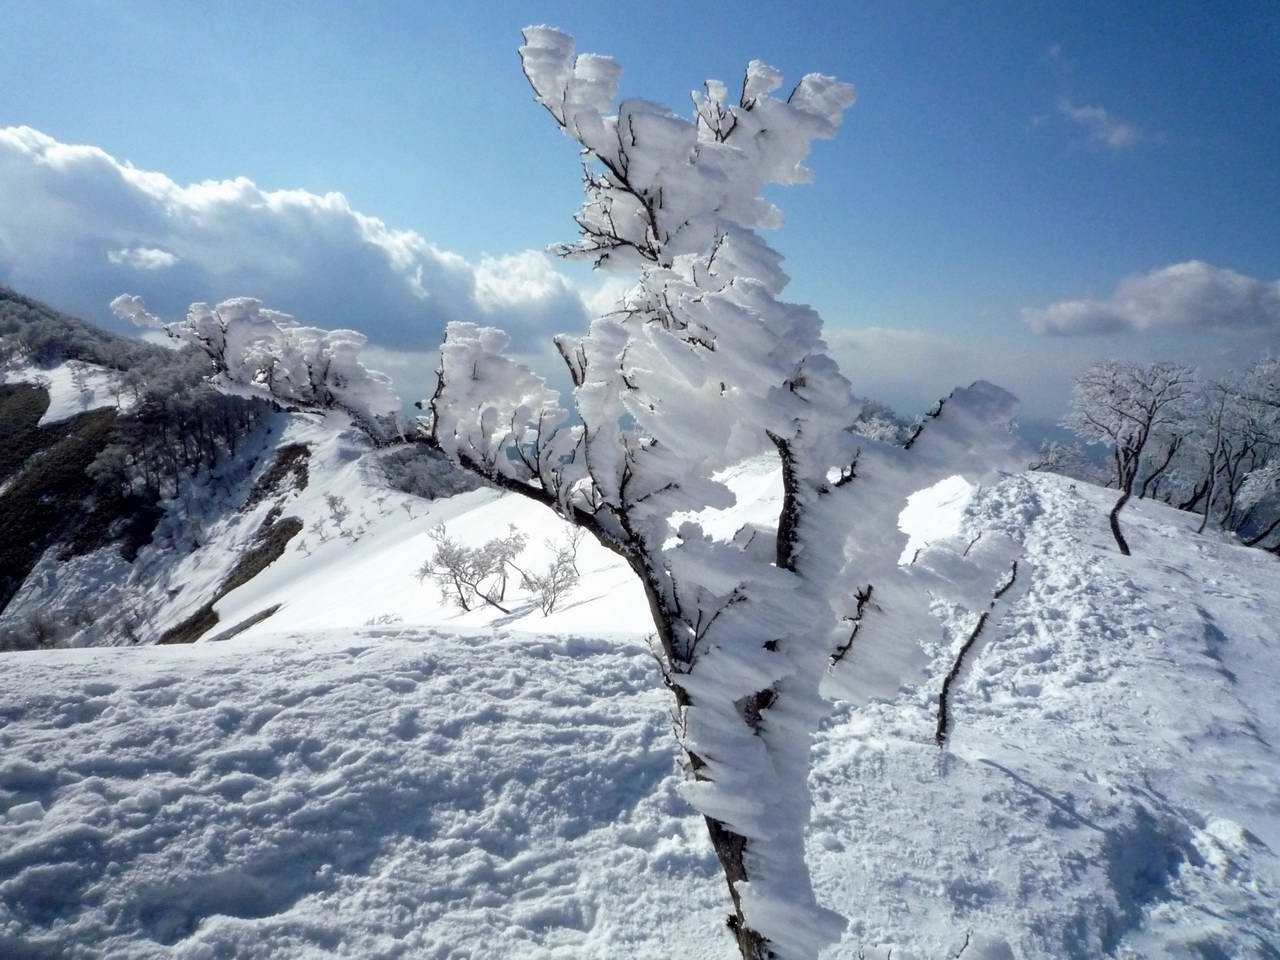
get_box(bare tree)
[324,494,351,531]
[520,532,583,615]
[417,524,528,614]
[1176,362,1280,538]
[67,359,93,409]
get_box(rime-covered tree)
[425,28,1024,959]
[1065,360,1196,555]
[111,294,403,440]
[1170,362,1280,540]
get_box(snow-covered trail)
[2,471,1278,959]
[810,473,1280,958]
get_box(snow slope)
[0,629,728,960]
[2,470,1278,957]
[0,410,651,647]
[2,361,128,425]
[812,473,1280,958]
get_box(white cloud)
[1056,98,1151,150]
[1024,261,1280,336]
[0,126,590,351]
[107,246,179,270]
[581,273,638,318]
[356,345,442,410]
[1040,46,1157,151]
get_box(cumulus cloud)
[581,273,639,318]
[109,292,163,329]
[0,126,590,351]
[1024,261,1280,336]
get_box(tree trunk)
[626,559,774,959]
[701,810,771,958]
[1197,482,1215,534]
[1244,513,1280,548]
[1109,489,1132,555]
[433,447,780,959]
[1178,476,1210,513]
[1197,456,1218,535]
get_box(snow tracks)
[807,472,1280,959]
[0,630,731,959]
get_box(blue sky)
[2,1,1278,420]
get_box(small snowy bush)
[376,444,484,501]
[520,529,584,616]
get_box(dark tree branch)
[936,561,1018,746]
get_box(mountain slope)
[1,288,278,640]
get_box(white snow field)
[1,360,129,425]
[2,469,1279,958]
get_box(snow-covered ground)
[812,473,1280,958]
[2,470,1278,957]
[209,426,651,644]
[0,628,728,959]
[2,360,129,425]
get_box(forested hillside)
[0,289,276,643]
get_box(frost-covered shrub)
[1183,361,1280,545]
[1031,440,1108,485]
[0,610,59,652]
[1065,360,1196,555]
[0,605,102,651]
[417,524,527,614]
[375,444,484,501]
[324,494,351,528]
[1058,358,1280,552]
[520,529,584,616]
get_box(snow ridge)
[808,472,1280,958]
